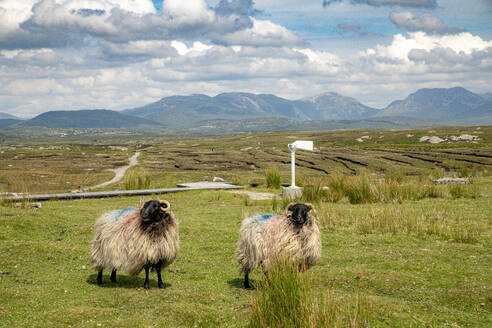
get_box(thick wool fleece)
[91,206,179,276]
[236,213,321,275]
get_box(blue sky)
[0,0,491,117]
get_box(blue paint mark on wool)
[251,214,276,223]
[259,214,276,221]
[111,207,136,221]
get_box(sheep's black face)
[141,200,166,222]
[288,203,311,226]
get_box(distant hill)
[301,92,380,120]
[19,109,162,128]
[123,93,309,127]
[0,112,20,120]
[375,87,491,120]
[0,119,23,128]
[122,92,381,127]
[481,92,492,101]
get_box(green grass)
[0,182,491,327]
[0,126,491,327]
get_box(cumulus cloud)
[322,0,437,8]
[361,32,492,60]
[389,11,466,34]
[0,0,291,49]
[212,18,304,47]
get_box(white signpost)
[283,140,314,199]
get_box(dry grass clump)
[316,205,485,244]
[300,172,480,205]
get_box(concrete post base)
[281,186,303,200]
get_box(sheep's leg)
[244,272,251,289]
[155,261,165,289]
[110,269,117,283]
[144,265,150,290]
[97,269,103,285]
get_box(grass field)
[0,126,491,327]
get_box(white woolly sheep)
[91,199,179,289]
[236,202,321,288]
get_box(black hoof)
[158,282,166,289]
[144,282,150,290]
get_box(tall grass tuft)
[448,183,480,199]
[344,175,377,204]
[302,179,326,203]
[249,258,308,328]
[249,257,371,328]
[124,174,151,190]
[325,174,346,203]
[385,167,405,184]
[266,167,281,189]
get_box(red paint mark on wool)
[123,212,138,225]
[272,215,286,221]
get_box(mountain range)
[122,91,381,126]
[1,87,491,132]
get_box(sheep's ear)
[159,200,171,212]
[285,202,296,215]
[305,203,317,216]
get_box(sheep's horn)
[159,200,171,211]
[284,202,296,215]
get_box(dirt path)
[89,152,140,190]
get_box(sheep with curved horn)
[91,199,179,289]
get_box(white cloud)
[163,0,214,24]
[213,18,303,46]
[322,0,436,8]
[362,32,492,61]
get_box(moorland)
[0,125,491,327]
